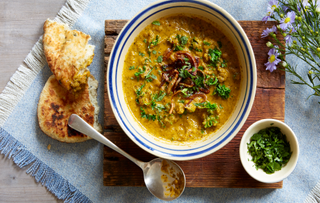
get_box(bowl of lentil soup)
[107,0,256,160]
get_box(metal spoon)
[68,114,186,201]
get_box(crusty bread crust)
[43,19,94,92]
[37,75,102,143]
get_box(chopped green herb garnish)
[157,55,163,63]
[203,115,218,128]
[180,36,188,46]
[206,77,218,86]
[203,41,211,46]
[152,21,161,26]
[155,91,166,101]
[152,50,157,55]
[134,66,146,80]
[145,67,157,82]
[144,58,152,64]
[150,35,160,46]
[198,66,204,70]
[135,83,145,98]
[194,101,217,111]
[140,107,157,121]
[221,59,227,68]
[181,88,188,95]
[129,66,135,70]
[143,39,147,43]
[173,35,188,51]
[247,127,292,174]
[193,75,204,88]
[155,104,166,112]
[179,68,195,79]
[173,45,184,51]
[139,52,145,57]
[214,84,231,99]
[208,48,222,66]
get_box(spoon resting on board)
[68,114,186,201]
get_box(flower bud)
[277,25,281,30]
[302,36,305,40]
[280,13,284,18]
[317,47,320,52]
[282,61,288,68]
[308,70,313,74]
[266,41,273,48]
[301,47,305,51]
[282,33,287,37]
[298,17,302,21]
[293,40,297,44]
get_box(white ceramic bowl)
[239,119,299,183]
[107,0,256,161]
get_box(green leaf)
[206,77,218,86]
[208,48,222,66]
[157,55,163,63]
[312,85,320,89]
[152,21,161,26]
[134,66,146,80]
[140,107,157,121]
[150,35,160,46]
[139,52,145,57]
[247,127,292,174]
[214,84,231,99]
[203,40,211,46]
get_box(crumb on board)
[47,144,51,150]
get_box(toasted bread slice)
[43,19,94,92]
[37,75,102,143]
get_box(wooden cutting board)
[103,20,285,188]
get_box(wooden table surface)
[0,1,66,202]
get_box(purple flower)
[262,0,279,23]
[280,11,295,30]
[262,15,271,23]
[302,0,310,8]
[283,5,289,12]
[265,47,281,72]
[285,35,292,45]
[285,25,297,46]
[261,25,277,38]
[301,0,320,14]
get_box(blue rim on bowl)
[107,0,257,161]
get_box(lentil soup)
[122,14,241,142]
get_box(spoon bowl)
[143,158,186,201]
[68,114,186,201]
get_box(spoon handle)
[68,114,146,169]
